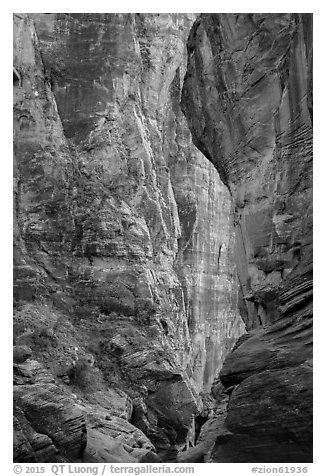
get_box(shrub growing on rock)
[68,354,102,392]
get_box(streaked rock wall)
[182,13,312,462]
[13,13,245,461]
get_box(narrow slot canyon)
[13,13,312,464]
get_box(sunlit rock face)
[13,13,245,461]
[182,13,312,462]
[164,101,244,393]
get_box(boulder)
[13,345,32,364]
[83,413,155,463]
[14,384,87,462]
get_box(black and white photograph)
[11,5,314,471]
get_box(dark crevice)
[13,67,21,87]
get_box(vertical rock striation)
[164,70,244,393]
[182,13,312,462]
[13,13,245,461]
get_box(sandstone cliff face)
[182,13,312,462]
[14,12,312,464]
[13,13,245,461]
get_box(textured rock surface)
[83,413,155,463]
[182,13,312,328]
[182,13,312,462]
[13,358,155,463]
[214,363,313,463]
[14,383,87,462]
[165,93,244,393]
[13,11,312,464]
[13,12,245,461]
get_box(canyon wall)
[13,13,245,462]
[13,12,313,464]
[182,13,313,462]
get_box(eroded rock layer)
[13,13,245,462]
[182,13,312,462]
